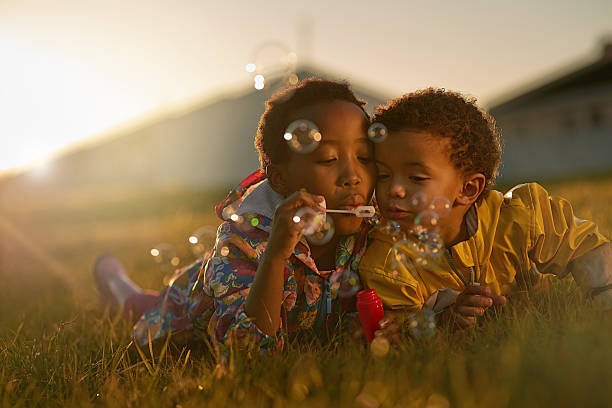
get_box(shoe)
[93,254,143,312]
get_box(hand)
[266,190,326,261]
[452,285,506,329]
[372,310,403,346]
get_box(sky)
[1,0,611,173]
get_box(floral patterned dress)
[133,170,373,353]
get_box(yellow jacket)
[359,183,610,311]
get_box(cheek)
[374,183,389,206]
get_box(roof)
[489,43,612,116]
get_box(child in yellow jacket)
[359,88,611,328]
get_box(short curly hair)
[255,78,368,170]
[373,88,502,192]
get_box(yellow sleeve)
[518,183,609,277]
[359,238,423,311]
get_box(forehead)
[290,100,368,136]
[375,130,453,165]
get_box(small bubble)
[306,215,335,246]
[287,52,298,65]
[254,74,264,82]
[189,226,216,257]
[151,243,179,281]
[254,81,264,90]
[370,335,390,358]
[367,122,388,143]
[415,210,439,230]
[250,217,259,227]
[284,119,321,154]
[245,63,256,73]
[338,270,361,298]
[407,309,437,340]
[409,192,428,210]
[220,246,230,256]
[230,213,240,222]
[294,207,325,235]
[429,196,452,217]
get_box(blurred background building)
[1,44,611,198]
[0,67,386,196]
[490,42,612,182]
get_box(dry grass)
[1,175,611,407]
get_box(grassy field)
[1,175,611,407]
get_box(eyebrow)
[404,161,432,171]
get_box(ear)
[266,164,290,196]
[456,173,486,206]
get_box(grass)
[1,175,611,407]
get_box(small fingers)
[492,295,507,306]
[459,294,493,308]
[455,305,486,317]
[462,285,491,297]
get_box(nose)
[339,158,361,187]
[388,182,406,199]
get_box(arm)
[568,242,612,310]
[523,183,610,305]
[245,190,326,336]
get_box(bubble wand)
[325,205,375,218]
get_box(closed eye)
[410,176,429,182]
[316,158,337,164]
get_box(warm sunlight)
[0,37,147,172]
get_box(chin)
[332,216,363,236]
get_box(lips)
[382,206,411,219]
[335,194,365,211]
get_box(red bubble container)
[356,289,385,343]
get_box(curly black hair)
[255,78,368,170]
[373,88,502,193]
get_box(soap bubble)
[370,333,390,358]
[378,220,403,239]
[222,206,239,222]
[377,194,451,276]
[188,226,217,257]
[429,196,452,217]
[367,122,388,143]
[409,192,428,210]
[284,119,322,154]
[306,215,335,246]
[425,236,443,256]
[414,210,440,230]
[407,308,437,340]
[337,270,361,298]
[293,207,335,245]
[246,42,298,94]
[150,243,180,282]
[293,206,326,235]
[245,63,256,73]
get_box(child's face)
[278,100,376,235]
[374,130,465,241]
